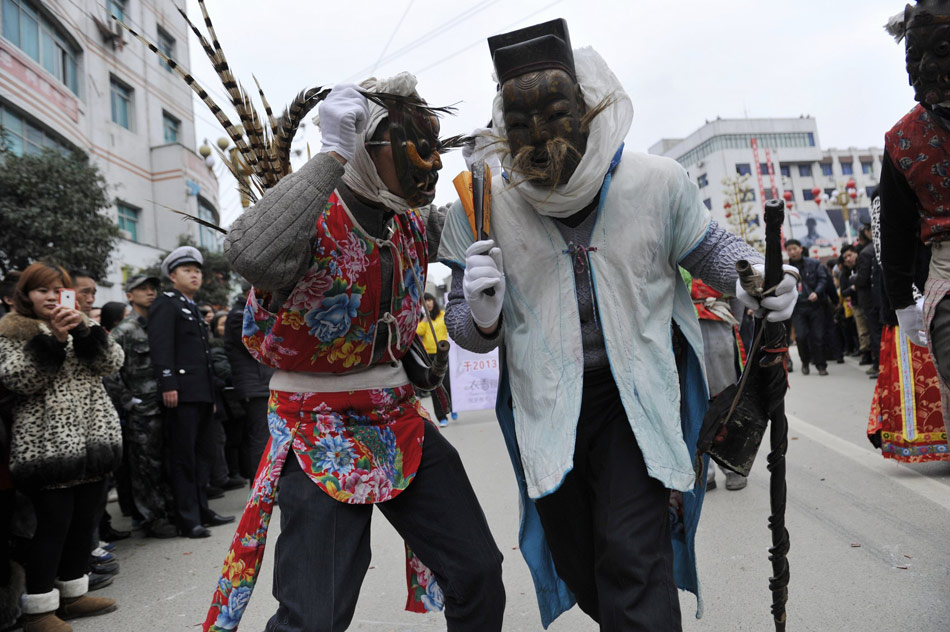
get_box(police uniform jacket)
[148,289,214,404]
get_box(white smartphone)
[58,288,76,310]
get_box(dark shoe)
[88,572,115,591]
[181,525,211,539]
[866,365,879,374]
[801,364,810,375]
[100,525,130,542]
[89,560,118,575]
[57,594,117,620]
[90,547,114,563]
[201,512,235,527]
[817,367,829,376]
[98,541,115,552]
[705,471,717,491]
[145,519,179,539]
[217,475,246,491]
[836,358,845,364]
[849,350,862,357]
[859,353,873,366]
[205,485,224,500]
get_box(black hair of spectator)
[423,292,441,319]
[69,269,96,282]
[210,311,228,338]
[1,270,21,306]
[100,301,128,332]
[840,244,855,254]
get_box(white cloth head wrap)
[489,47,634,218]
[315,72,420,213]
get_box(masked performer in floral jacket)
[203,75,504,632]
[881,4,950,442]
[439,19,798,630]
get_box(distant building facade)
[1,0,222,303]
[650,117,882,255]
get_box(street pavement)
[68,354,949,631]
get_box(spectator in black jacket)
[787,239,832,375]
[225,282,274,480]
[853,224,882,376]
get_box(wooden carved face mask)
[384,105,443,207]
[501,69,588,187]
[905,2,950,106]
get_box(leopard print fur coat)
[0,311,124,489]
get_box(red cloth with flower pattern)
[204,193,442,631]
[203,387,443,632]
[242,192,428,373]
[867,325,950,462]
[884,105,950,245]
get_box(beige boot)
[54,576,116,620]
[20,588,72,632]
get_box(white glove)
[735,263,800,322]
[896,298,928,347]
[463,240,505,328]
[317,84,370,162]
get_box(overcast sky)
[183,0,912,229]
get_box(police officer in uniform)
[148,247,233,538]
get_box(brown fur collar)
[0,311,93,341]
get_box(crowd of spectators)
[0,250,268,632]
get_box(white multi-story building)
[649,117,883,255]
[0,0,222,303]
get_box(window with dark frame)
[798,164,812,177]
[821,163,833,176]
[156,26,175,72]
[162,111,180,143]
[736,163,752,176]
[110,76,132,129]
[0,102,71,156]
[107,0,125,21]
[2,0,79,94]
[117,203,139,242]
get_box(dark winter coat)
[0,312,124,489]
[225,301,273,399]
[791,257,831,306]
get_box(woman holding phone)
[0,262,123,631]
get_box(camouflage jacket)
[110,313,161,416]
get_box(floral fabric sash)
[203,386,443,631]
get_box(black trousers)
[791,303,827,369]
[164,402,215,530]
[931,295,950,385]
[23,479,106,594]
[242,396,270,480]
[535,368,682,631]
[265,422,505,632]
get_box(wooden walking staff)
[745,199,792,630]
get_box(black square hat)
[488,18,575,85]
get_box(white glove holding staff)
[463,240,505,329]
[896,297,928,347]
[735,263,800,322]
[317,84,370,162]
